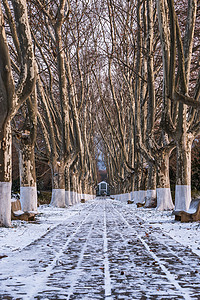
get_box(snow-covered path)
[0,199,200,299]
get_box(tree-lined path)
[0,199,200,300]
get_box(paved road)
[0,199,200,299]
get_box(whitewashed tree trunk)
[134,154,142,203]
[18,92,38,212]
[156,150,174,211]
[145,164,157,208]
[0,0,36,226]
[65,167,71,206]
[175,135,193,211]
[139,190,147,203]
[19,143,37,212]
[50,161,65,207]
[156,0,198,213]
[70,173,76,205]
[0,123,12,227]
[74,176,79,204]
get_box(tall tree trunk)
[145,163,157,207]
[70,173,76,205]
[65,167,71,206]
[0,122,12,227]
[130,173,135,201]
[50,160,65,207]
[19,92,38,212]
[156,149,174,210]
[77,177,82,203]
[19,137,37,212]
[133,152,142,204]
[175,133,193,211]
[74,175,80,203]
[0,0,36,226]
[81,178,86,200]
[139,167,147,204]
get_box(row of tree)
[0,0,100,227]
[95,0,199,210]
[0,0,199,227]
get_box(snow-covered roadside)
[129,204,200,257]
[0,199,200,260]
[0,203,86,256]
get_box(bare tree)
[13,92,38,212]
[0,0,36,227]
[156,0,199,211]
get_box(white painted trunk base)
[50,189,65,208]
[134,191,141,203]
[175,185,191,211]
[144,190,156,207]
[124,193,131,201]
[75,192,78,204]
[65,190,72,206]
[130,191,134,201]
[81,194,94,201]
[80,193,85,200]
[0,182,11,227]
[117,193,129,202]
[20,186,37,212]
[76,193,81,203]
[139,190,147,203]
[70,191,76,205]
[156,188,174,211]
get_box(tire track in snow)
[111,201,194,300]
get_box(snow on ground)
[1,199,199,257]
[0,198,200,299]
[0,199,200,259]
[131,205,200,257]
[0,203,85,256]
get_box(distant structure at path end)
[96,181,110,197]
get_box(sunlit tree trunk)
[0,122,12,227]
[65,166,71,206]
[139,166,147,204]
[156,149,174,210]
[145,164,157,208]
[134,152,142,204]
[175,133,193,211]
[70,173,75,205]
[156,0,198,212]
[17,93,38,212]
[0,0,36,226]
[50,160,65,207]
[19,136,37,212]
